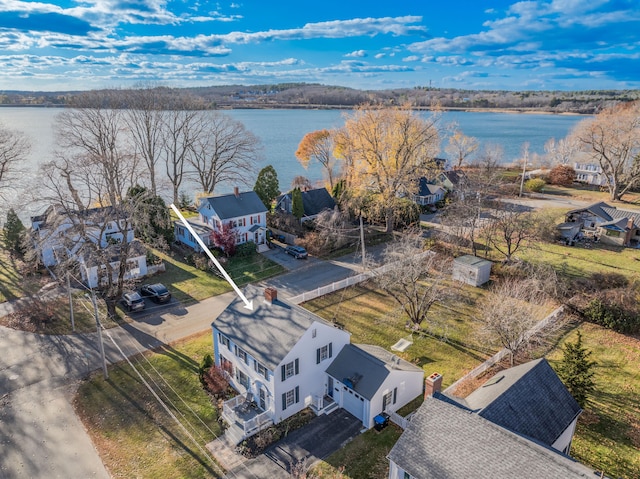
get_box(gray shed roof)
[387,396,596,479]
[212,284,340,371]
[325,344,422,400]
[200,191,267,220]
[567,201,640,228]
[457,358,582,447]
[453,254,492,268]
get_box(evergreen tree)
[3,208,26,256]
[556,331,596,408]
[254,165,280,210]
[292,187,304,219]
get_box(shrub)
[234,242,256,257]
[583,298,640,334]
[548,165,575,186]
[203,365,231,399]
[198,353,214,386]
[524,178,546,192]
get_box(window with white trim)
[219,333,230,349]
[282,386,299,410]
[316,343,333,364]
[281,359,299,381]
[235,345,248,364]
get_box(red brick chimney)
[264,287,277,304]
[425,372,443,398]
[234,186,240,198]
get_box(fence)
[288,251,434,305]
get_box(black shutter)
[294,358,299,375]
[316,348,321,364]
[393,387,397,404]
[281,365,286,381]
[295,386,299,403]
[282,393,287,410]
[254,360,258,372]
[329,342,333,358]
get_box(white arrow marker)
[170,204,254,311]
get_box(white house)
[573,161,608,186]
[175,188,268,252]
[212,285,424,445]
[452,255,492,287]
[31,205,135,267]
[388,360,587,479]
[78,240,148,289]
[412,178,446,206]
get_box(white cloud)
[346,50,366,57]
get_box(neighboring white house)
[31,205,135,267]
[388,359,587,479]
[30,205,148,288]
[212,285,424,445]
[573,161,608,186]
[78,240,148,289]
[411,178,446,206]
[452,255,492,287]
[175,188,268,252]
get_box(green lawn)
[547,322,640,479]
[74,331,223,479]
[149,248,285,305]
[0,242,45,303]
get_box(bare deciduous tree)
[544,137,579,166]
[445,128,478,168]
[476,279,546,366]
[188,112,261,195]
[485,204,541,263]
[373,231,456,329]
[571,100,640,201]
[0,122,31,200]
[163,109,202,205]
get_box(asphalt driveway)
[223,410,362,478]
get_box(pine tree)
[557,331,596,408]
[3,208,26,256]
[254,165,280,210]
[292,187,304,219]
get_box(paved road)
[0,242,385,479]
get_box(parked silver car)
[122,291,145,312]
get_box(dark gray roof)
[212,284,342,371]
[276,187,336,217]
[457,359,582,447]
[567,201,640,228]
[325,344,422,400]
[174,218,213,236]
[388,396,596,479]
[200,191,267,220]
[417,177,446,197]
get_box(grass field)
[0,241,45,303]
[547,323,640,479]
[74,331,223,479]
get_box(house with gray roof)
[175,187,268,252]
[563,201,640,246]
[387,359,591,479]
[275,187,336,222]
[411,178,446,206]
[212,285,424,444]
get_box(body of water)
[0,107,586,220]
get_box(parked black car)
[285,245,308,259]
[140,283,172,303]
[121,291,145,312]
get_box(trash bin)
[374,413,390,431]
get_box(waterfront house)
[411,178,446,206]
[562,202,640,246]
[174,188,268,252]
[275,187,336,222]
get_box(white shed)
[452,255,492,287]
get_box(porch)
[309,394,339,416]
[221,394,273,445]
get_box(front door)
[259,388,266,410]
[327,377,334,398]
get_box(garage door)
[341,387,364,422]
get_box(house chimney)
[425,372,443,399]
[234,186,240,198]
[264,287,277,304]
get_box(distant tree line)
[2,83,639,114]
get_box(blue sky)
[0,0,639,91]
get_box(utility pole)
[87,289,108,379]
[66,272,75,332]
[360,215,366,271]
[518,142,530,198]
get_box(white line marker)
[170,204,254,311]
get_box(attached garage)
[340,385,365,422]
